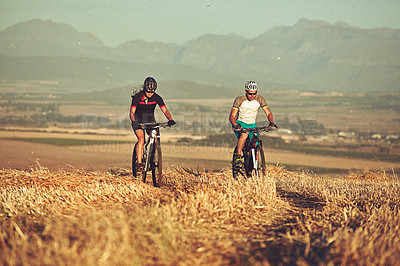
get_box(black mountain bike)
[232,126,273,179]
[132,122,172,187]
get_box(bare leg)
[135,129,145,164]
[236,132,249,156]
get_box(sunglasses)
[247,92,257,95]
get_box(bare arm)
[129,106,136,121]
[160,105,173,120]
[262,106,276,127]
[229,108,239,126]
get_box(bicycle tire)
[257,144,266,176]
[142,168,147,183]
[257,144,266,177]
[232,147,238,179]
[151,142,163,187]
[245,152,253,178]
[245,145,266,178]
[132,143,138,177]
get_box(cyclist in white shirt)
[229,81,277,164]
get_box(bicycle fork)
[251,148,259,178]
[144,129,157,171]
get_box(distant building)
[276,128,293,135]
[386,135,399,143]
[338,131,355,138]
[371,134,383,140]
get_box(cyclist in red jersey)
[130,77,175,174]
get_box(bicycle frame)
[143,128,157,171]
[140,122,167,171]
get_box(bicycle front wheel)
[151,142,163,187]
[142,144,152,184]
[256,144,266,177]
[132,143,138,178]
[246,145,266,178]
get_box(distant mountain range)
[1,19,399,93]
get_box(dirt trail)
[0,139,229,171]
[0,139,129,170]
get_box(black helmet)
[143,77,157,93]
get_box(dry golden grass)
[1,165,399,265]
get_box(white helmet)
[245,81,258,91]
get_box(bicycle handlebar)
[138,122,172,130]
[233,126,274,133]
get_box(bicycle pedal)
[136,163,144,172]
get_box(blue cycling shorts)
[234,120,257,140]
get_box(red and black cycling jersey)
[131,91,166,123]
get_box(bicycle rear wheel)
[151,142,163,187]
[132,143,138,177]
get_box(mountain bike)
[132,122,172,187]
[232,126,273,179]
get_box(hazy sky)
[1,0,399,46]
